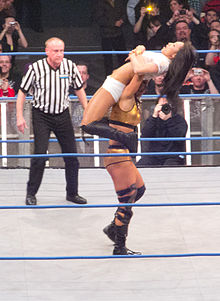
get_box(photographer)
[136,97,188,166]
[133,1,160,47]
[181,67,219,94]
[181,67,219,131]
[0,16,28,65]
[166,0,200,28]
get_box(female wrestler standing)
[103,74,147,255]
[81,42,196,153]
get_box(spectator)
[181,67,219,130]
[136,96,188,166]
[173,20,200,48]
[169,0,188,13]
[202,0,220,15]
[188,0,203,16]
[141,72,166,125]
[127,0,139,26]
[3,0,16,17]
[133,1,160,46]
[172,20,205,66]
[166,0,200,28]
[194,8,219,50]
[0,77,15,97]
[210,20,220,31]
[210,60,220,92]
[147,15,170,50]
[205,29,220,67]
[181,67,219,94]
[0,16,28,65]
[0,76,15,128]
[147,72,166,95]
[95,0,127,76]
[0,54,22,93]
[174,19,192,42]
[75,62,96,96]
[70,61,96,128]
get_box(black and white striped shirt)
[20,58,83,114]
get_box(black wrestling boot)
[81,121,138,154]
[103,221,116,243]
[113,225,128,255]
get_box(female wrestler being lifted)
[103,74,147,255]
[81,42,196,153]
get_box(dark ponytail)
[160,41,196,109]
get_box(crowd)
[0,0,218,255]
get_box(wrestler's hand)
[125,45,146,61]
[133,45,146,56]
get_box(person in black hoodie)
[136,96,188,166]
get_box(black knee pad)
[116,184,137,203]
[115,206,133,225]
[135,185,146,202]
[115,184,137,225]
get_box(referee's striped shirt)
[20,58,83,114]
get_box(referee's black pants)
[27,108,79,197]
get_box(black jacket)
[95,0,126,38]
[141,114,188,155]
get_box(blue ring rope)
[0,49,219,261]
[1,202,220,209]
[1,136,220,143]
[0,253,220,260]
[1,49,220,56]
[0,150,220,159]
[0,93,219,101]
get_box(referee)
[16,37,88,205]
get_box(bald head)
[45,37,65,69]
[45,37,64,49]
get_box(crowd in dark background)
[0,0,219,167]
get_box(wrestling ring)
[0,50,220,300]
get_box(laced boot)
[113,225,128,255]
[103,221,116,243]
[81,121,138,154]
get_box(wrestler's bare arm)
[119,74,143,111]
[129,53,158,75]
[110,62,135,84]
[121,74,144,98]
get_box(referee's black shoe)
[66,194,87,204]
[26,194,37,205]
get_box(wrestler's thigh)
[107,161,143,191]
[135,167,145,188]
[81,88,115,125]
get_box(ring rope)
[0,201,220,209]
[0,93,219,101]
[0,49,219,56]
[0,253,220,260]
[1,150,220,159]
[1,137,220,143]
